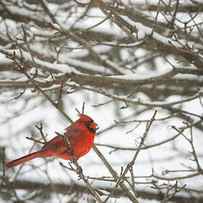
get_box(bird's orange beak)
[90,122,97,129]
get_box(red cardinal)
[6,114,97,168]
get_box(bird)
[6,114,97,168]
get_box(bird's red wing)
[41,130,81,160]
[42,135,62,148]
[64,122,82,136]
[41,135,67,156]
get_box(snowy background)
[0,0,203,202]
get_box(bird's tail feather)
[6,151,43,168]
